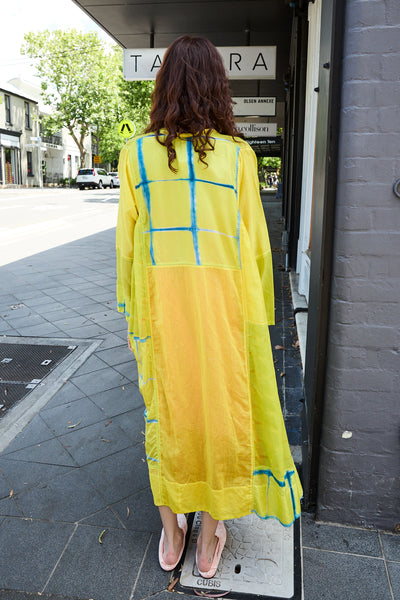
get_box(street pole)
[36,138,43,189]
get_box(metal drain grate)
[180,512,302,599]
[0,336,102,453]
[0,343,76,416]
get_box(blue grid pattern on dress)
[136,135,241,267]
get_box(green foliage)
[22,30,153,166]
[93,47,154,164]
[258,156,281,171]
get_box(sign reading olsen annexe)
[233,97,276,116]
[123,46,276,80]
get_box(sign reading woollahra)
[123,46,276,80]
[236,123,277,137]
[233,97,276,117]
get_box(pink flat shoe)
[158,513,188,571]
[196,521,226,579]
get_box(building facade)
[1,78,92,187]
[0,83,41,187]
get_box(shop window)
[25,102,31,129]
[5,95,11,124]
[27,151,33,177]
[5,147,16,183]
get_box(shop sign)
[247,136,282,147]
[93,155,101,164]
[45,142,62,149]
[236,122,277,137]
[123,46,276,80]
[0,133,20,148]
[233,97,276,116]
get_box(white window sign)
[123,46,276,81]
[0,133,20,148]
[233,97,276,117]
[236,122,277,137]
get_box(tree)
[21,30,111,166]
[93,46,154,166]
[22,31,153,167]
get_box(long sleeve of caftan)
[238,145,275,325]
[116,146,139,320]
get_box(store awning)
[72,0,292,100]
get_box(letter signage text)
[123,47,276,80]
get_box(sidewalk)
[0,201,398,600]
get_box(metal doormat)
[0,336,102,453]
[180,512,302,600]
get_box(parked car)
[108,171,120,187]
[76,168,113,190]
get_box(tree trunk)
[69,127,87,168]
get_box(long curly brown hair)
[145,35,240,172]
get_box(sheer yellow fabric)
[116,132,302,524]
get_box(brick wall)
[317,0,400,530]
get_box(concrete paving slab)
[301,513,383,557]
[285,389,304,417]
[4,438,76,467]
[147,592,195,600]
[380,532,400,562]
[71,366,129,396]
[60,323,108,338]
[96,344,133,367]
[112,360,139,382]
[85,291,115,303]
[0,518,74,592]
[44,525,150,600]
[0,471,10,500]
[40,309,82,322]
[95,333,129,350]
[15,323,64,337]
[57,419,132,466]
[16,469,106,522]
[40,398,106,436]
[59,354,107,376]
[42,382,85,409]
[98,316,129,333]
[0,415,54,455]
[0,327,20,336]
[387,562,400,600]
[284,416,302,446]
[89,384,143,417]
[0,457,72,495]
[302,548,392,600]
[62,301,105,315]
[0,591,87,599]
[130,533,170,599]
[110,487,161,533]
[111,407,147,444]
[181,512,296,598]
[0,496,22,517]
[83,445,150,504]
[79,507,126,529]
[0,319,14,332]
[4,314,48,329]
[50,316,90,332]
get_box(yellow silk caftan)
[116,131,302,525]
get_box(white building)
[0,82,41,187]
[4,78,92,186]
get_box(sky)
[0,0,114,84]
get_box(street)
[0,188,119,267]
